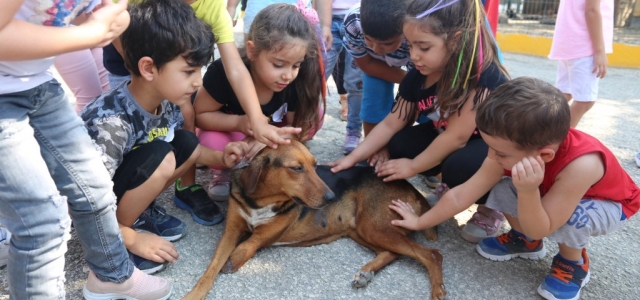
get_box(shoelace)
[550,265,574,284]
[144,203,169,223]
[497,232,515,245]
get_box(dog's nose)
[323,190,336,202]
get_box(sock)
[558,253,584,265]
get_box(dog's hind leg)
[347,233,399,288]
[352,251,399,288]
[365,233,446,300]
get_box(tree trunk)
[615,0,638,27]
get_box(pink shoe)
[83,268,172,300]
[461,205,506,243]
[208,169,230,201]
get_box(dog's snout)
[324,190,336,202]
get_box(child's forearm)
[353,55,406,84]
[585,0,605,54]
[0,19,103,60]
[218,43,266,128]
[196,111,245,133]
[417,188,475,229]
[517,190,551,240]
[196,146,225,167]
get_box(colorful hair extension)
[463,0,482,88]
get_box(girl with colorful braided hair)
[195,3,326,201]
[329,0,510,243]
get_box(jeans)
[0,80,133,299]
[324,14,363,133]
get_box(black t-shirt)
[398,63,508,121]
[103,44,130,76]
[201,59,298,122]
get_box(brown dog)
[183,141,446,300]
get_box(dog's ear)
[239,156,265,194]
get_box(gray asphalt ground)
[1,52,639,299]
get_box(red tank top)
[540,129,640,217]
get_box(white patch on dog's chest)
[238,204,277,230]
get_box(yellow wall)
[496,33,640,68]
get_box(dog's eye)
[289,166,304,173]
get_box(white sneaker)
[635,152,640,168]
[0,226,11,268]
[83,268,172,300]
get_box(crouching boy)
[82,0,248,274]
[389,77,639,300]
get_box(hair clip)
[295,0,319,25]
[416,0,460,19]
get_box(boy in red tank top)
[387,77,639,300]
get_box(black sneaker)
[129,252,164,275]
[173,179,224,226]
[132,202,186,242]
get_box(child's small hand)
[593,52,608,79]
[327,155,357,173]
[129,232,179,264]
[388,199,420,230]
[368,147,389,169]
[511,156,545,194]
[222,141,251,168]
[85,0,130,48]
[375,158,416,182]
[250,118,301,149]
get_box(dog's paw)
[221,259,234,274]
[351,271,374,288]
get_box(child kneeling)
[389,77,639,300]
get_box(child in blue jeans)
[322,0,363,154]
[0,0,171,299]
[341,0,413,153]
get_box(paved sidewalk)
[1,53,639,299]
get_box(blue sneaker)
[132,202,186,242]
[476,229,546,261]
[538,249,590,300]
[129,252,165,275]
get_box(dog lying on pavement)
[183,141,446,300]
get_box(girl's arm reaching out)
[0,0,130,60]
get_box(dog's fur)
[183,141,446,300]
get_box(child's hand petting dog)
[222,141,251,168]
[388,199,421,230]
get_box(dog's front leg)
[182,207,249,300]
[224,214,297,273]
